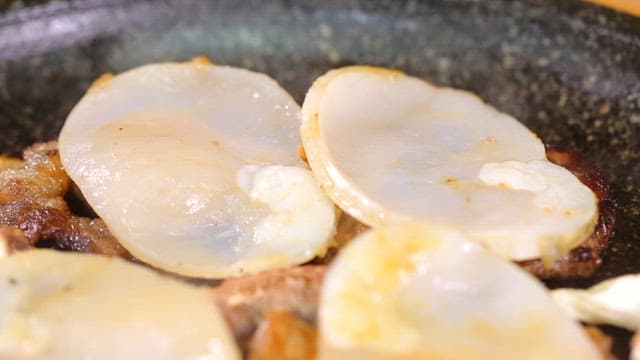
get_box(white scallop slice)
[0,249,240,360]
[301,66,598,261]
[318,224,601,360]
[59,59,335,278]
[551,274,640,331]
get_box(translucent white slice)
[301,66,598,261]
[551,274,640,331]
[0,249,240,360]
[59,59,335,278]
[318,224,601,360]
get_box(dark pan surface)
[0,0,639,357]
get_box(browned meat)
[0,226,31,253]
[583,326,615,360]
[307,210,370,266]
[0,142,130,258]
[0,156,24,171]
[334,210,369,249]
[213,265,326,344]
[214,265,615,360]
[0,142,69,211]
[518,146,615,279]
[249,310,317,360]
[59,217,129,256]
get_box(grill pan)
[0,0,639,357]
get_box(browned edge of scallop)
[518,146,615,279]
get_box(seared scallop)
[59,58,335,278]
[0,250,240,359]
[301,66,597,262]
[318,224,601,359]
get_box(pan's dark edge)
[0,0,638,358]
[535,0,640,38]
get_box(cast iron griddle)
[0,0,639,357]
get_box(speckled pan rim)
[0,0,638,357]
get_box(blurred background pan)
[0,0,638,357]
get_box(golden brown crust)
[0,142,130,258]
[58,217,129,256]
[0,142,69,210]
[0,156,24,171]
[0,226,31,254]
[213,265,326,344]
[249,310,317,360]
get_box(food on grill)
[317,224,601,359]
[214,265,325,344]
[0,227,30,255]
[517,147,614,278]
[0,142,128,257]
[0,249,240,359]
[248,310,317,360]
[2,143,612,280]
[58,58,336,279]
[301,66,600,273]
[324,147,614,280]
[212,261,618,359]
[0,61,623,359]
